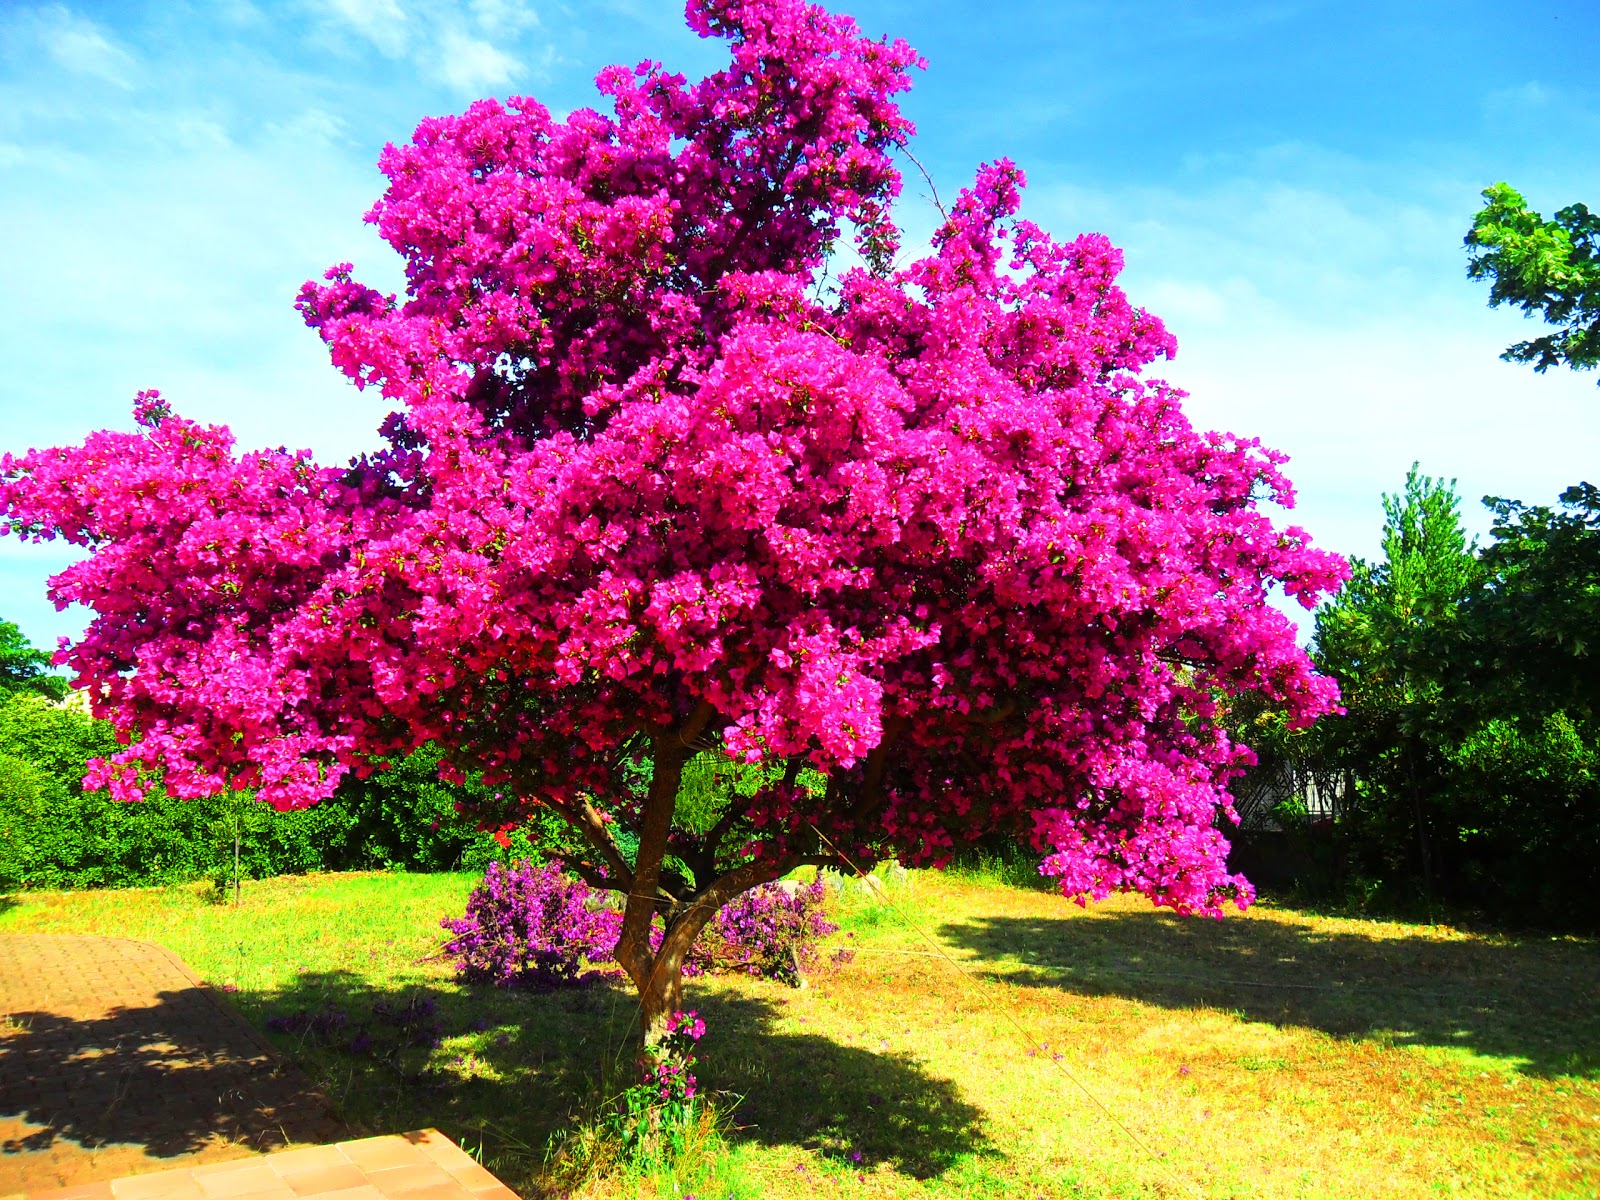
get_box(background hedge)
[0,691,542,890]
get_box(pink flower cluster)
[0,0,1345,920]
[653,1009,704,1102]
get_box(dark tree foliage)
[1309,467,1479,908]
[1464,483,1600,722]
[0,694,538,890]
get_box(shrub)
[441,865,841,992]
[691,878,837,982]
[440,859,622,989]
[606,1010,707,1162]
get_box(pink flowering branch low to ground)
[0,0,1346,1049]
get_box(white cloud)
[470,0,541,37]
[308,0,540,95]
[1139,278,1233,326]
[263,106,350,149]
[26,5,137,88]
[432,28,520,93]
[326,0,410,57]
[166,113,234,152]
[215,0,269,27]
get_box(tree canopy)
[0,617,66,702]
[0,0,1345,1033]
[1309,467,1478,905]
[1466,181,1600,381]
[1466,483,1600,725]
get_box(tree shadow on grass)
[938,908,1600,1079]
[237,969,988,1189]
[0,989,341,1162]
[693,991,988,1178]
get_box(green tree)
[1459,184,1600,925]
[1466,182,1600,381]
[0,695,530,890]
[1311,466,1478,908]
[0,618,66,702]
[1303,471,1600,928]
[1463,483,1600,722]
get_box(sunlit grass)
[3,868,1597,1199]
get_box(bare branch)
[553,854,613,892]
[968,698,1017,725]
[899,145,949,224]
[544,794,635,892]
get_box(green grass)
[3,869,1598,1199]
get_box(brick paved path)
[0,936,342,1196]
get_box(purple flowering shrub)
[264,1004,349,1043]
[689,878,838,982]
[441,859,621,990]
[443,863,838,990]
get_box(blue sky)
[2,0,1598,654]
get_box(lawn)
[2,867,1597,1199]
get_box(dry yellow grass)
[715,872,1600,1199]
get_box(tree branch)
[898,145,949,224]
[675,698,718,748]
[544,794,636,893]
[967,698,1017,726]
[853,714,908,822]
[695,798,751,888]
[553,854,613,893]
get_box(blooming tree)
[0,0,1345,1042]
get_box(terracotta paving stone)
[0,939,520,1198]
[21,1135,519,1200]
[193,1165,283,1200]
[421,1164,494,1195]
[252,1152,344,1179]
[362,1163,456,1196]
[0,936,341,1196]
[110,1173,203,1200]
[317,1148,416,1179]
[279,1166,367,1197]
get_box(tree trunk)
[621,854,798,1062]
[635,927,695,1050]
[611,736,688,1005]
[604,711,798,1066]
[1406,743,1436,919]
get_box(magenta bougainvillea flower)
[0,0,1345,1042]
